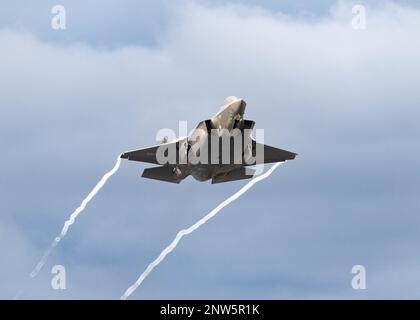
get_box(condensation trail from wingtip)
[29,155,122,279]
[120,162,282,300]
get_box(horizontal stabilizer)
[249,140,297,165]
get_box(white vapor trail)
[120,162,282,300]
[29,155,122,278]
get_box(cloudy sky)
[1,0,419,299]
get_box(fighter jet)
[121,96,297,184]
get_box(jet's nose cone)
[232,98,246,115]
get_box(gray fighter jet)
[121,96,297,184]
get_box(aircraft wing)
[120,145,161,164]
[248,140,297,165]
[120,137,187,165]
